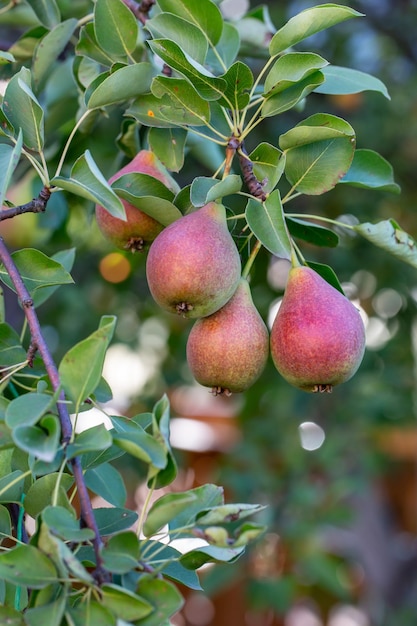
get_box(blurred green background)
[1,0,417,624]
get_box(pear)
[146,202,241,318]
[270,266,366,392]
[95,150,179,252]
[186,278,269,395]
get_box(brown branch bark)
[0,186,51,221]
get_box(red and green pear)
[270,266,366,392]
[146,202,241,318]
[95,150,179,252]
[186,278,269,395]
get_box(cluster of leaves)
[0,0,414,623]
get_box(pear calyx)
[270,266,366,393]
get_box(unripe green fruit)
[186,278,269,395]
[270,266,366,392]
[95,150,179,252]
[146,202,241,318]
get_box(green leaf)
[135,575,184,626]
[52,150,126,219]
[111,171,176,200]
[190,175,242,207]
[246,190,292,259]
[144,541,202,590]
[143,492,198,537]
[0,248,73,298]
[286,217,339,247]
[157,0,224,47]
[0,131,22,209]
[33,19,78,92]
[264,52,328,97]
[2,67,44,151]
[127,91,206,128]
[101,531,139,574]
[0,606,24,625]
[315,65,390,99]
[165,483,224,532]
[0,323,27,367]
[24,473,74,518]
[249,143,285,193]
[269,3,363,55]
[0,545,57,588]
[65,424,113,460]
[84,462,126,507]
[340,148,400,193]
[262,70,325,117]
[33,248,76,308]
[306,261,344,293]
[220,61,253,109]
[59,315,116,410]
[180,544,245,570]
[146,13,208,64]
[148,39,226,101]
[25,0,60,29]
[0,470,24,503]
[151,76,211,126]
[5,392,55,429]
[148,127,187,172]
[102,584,153,622]
[0,504,11,538]
[280,113,355,195]
[354,219,417,269]
[87,63,153,109]
[0,51,16,64]
[206,21,240,72]
[13,414,60,462]
[111,417,167,471]
[196,503,266,525]
[94,507,138,535]
[76,23,114,66]
[232,522,267,547]
[149,394,177,489]
[67,601,116,626]
[42,505,95,542]
[94,0,138,58]
[24,593,66,626]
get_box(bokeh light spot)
[99,252,131,283]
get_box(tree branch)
[0,186,51,222]
[0,237,110,584]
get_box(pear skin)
[270,266,366,392]
[146,202,241,318]
[186,278,269,394]
[95,150,179,252]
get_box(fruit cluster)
[96,151,366,395]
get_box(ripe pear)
[95,150,179,252]
[146,202,241,318]
[270,266,366,392]
[186,278,269,395]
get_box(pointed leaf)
[2,67,44,151]
[84,462,126,507]
[306,261,344,293]
[354,219,417,268]
[59,315,116,409]
[280,113,355,195]
[24,473,74,518]
[190,175,242,207]
[262,71,325,117]
[151,76,211,125]
[25,0,60,29]
[340,148,400,193]
[246,190,292,259]
[148,39,227,101]
[264,52,329,97]
[196,503,266,525]
[5,392,55,429]
[167,483,224,532]
[76,23,114,66]
[87,63,153,109]
[52,150,126,219]
[269,4,363,55]
[13,414,60,462]
[0,323,27,367]
[315,65,390,99]
[0,248,73,298]
[65,424,112,460]
[0,131,22,208]
[0,545,57,588]
[33,19,78,91]
[250,143,285,193]
[94,0,138,58]
[111,416,168,469]
[143,492,198,537]
[220,61,253,109]
[0,470,24,503]
[180,544,244,570]
[149,393,177,489]
[33,248,76,308]
[148,127,187,172]
[287,217,339,247]
[157,0,223,47]
[94,507,138,535]
[146,13,208,64]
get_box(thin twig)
[0,186,51,221]
[0,237,110,584]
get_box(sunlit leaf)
[148,127,187,172]
[87,63,153,109]
[354,219,417,269]
[0,545,57,588]
[0,131,22,208]
[143,491,197,537]
[246,191,292,259]
[146,13,208,64]
[94,0,138,58]
[25,0,60,29]
[2,67,44,151]
[264,52,328,96]
[340,148,400,193]
[269,4,363,55]
[262,71,325,116]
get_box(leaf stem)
[137,476,156,540]
[285,212,357,230]
[242,239,262,279]
[54,109,92,179]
